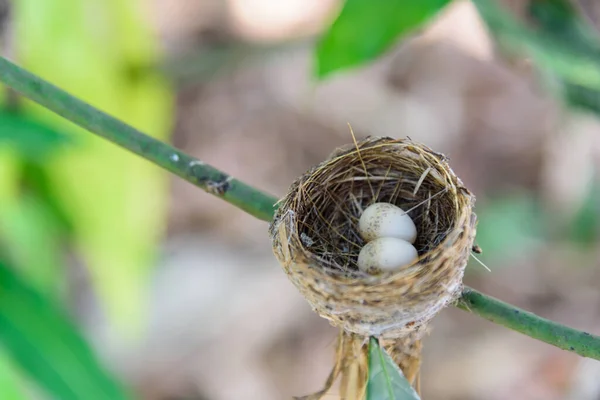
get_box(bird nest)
[269,136,477,341]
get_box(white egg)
[357,237,418,275]
[359,202,417,243]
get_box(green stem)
[0,56,598,360]
[0,57,276,222]
[458,287,600,360]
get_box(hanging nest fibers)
[269,136,477,397]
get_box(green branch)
[457,287,600,360]
[0,57,276,222]
[0,56,598,360]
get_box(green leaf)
[527,0,600,114]
[474,0,600,114]
[0,147,21,205]
[0,195,67,298]
[567,181,600,246]
[0,261,129,400]
[0,150,72,301]
[366,337,421,400]
[0,110,70,161]
[316,0,451,78]
[472,195,544,260]
[13,0,173,333]
[565,82,600,114]
[527,0,599,53]
[0,351,30,400]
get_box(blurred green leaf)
[0,148,69,301]
[14,0,173,332]
[527,0,600,114]
[0,261,129,400]
[0,351,29,400]
[366,337,421,400]
[527,0,599,52]
[565,82,600,113]
[567,181,600,246]
[474,195,545,259]
[0,148,20,203]
[20,162,73,235]
[316,0,451,78]
[0,111,69,161]
[474,0,600,114]
[0,195,66,298]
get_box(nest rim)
[273,136,474,282]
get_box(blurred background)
[1,0,600,399]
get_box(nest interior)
[286,137,467,278]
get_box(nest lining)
[281,137,463,278]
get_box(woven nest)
[269,137,477,341]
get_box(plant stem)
[0,56,276,222]
[0,55,598,360]
[458,287,600,360]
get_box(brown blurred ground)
[115,1,600,399]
